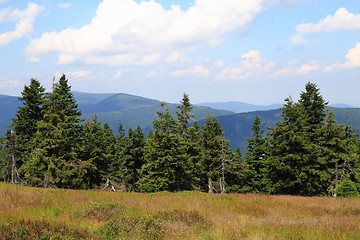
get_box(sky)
[1,0,360,106]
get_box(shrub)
[0,220,89,239]
[98,214,163,240]
[335,179,359,197]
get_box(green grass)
[1,183,360,239]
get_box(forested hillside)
[1,75,360,197]
[219,107,360,151]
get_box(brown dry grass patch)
[1,183,360,239]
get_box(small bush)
[98,214,163,240]
[0,219,89,240]
[157,209,210,228]
[82,201,128,221]
[335,179,359,197]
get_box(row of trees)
[0,75,242,193]
[1,76,359,196]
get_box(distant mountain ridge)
[196,101,356,113]
[196,101,283,113]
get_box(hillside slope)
[0,95,21,134]
[217,107,360,151]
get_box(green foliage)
[335,179,359,197]
[10,78,45,171]
[267,82,360,196]
[138,102,192,192]
[119,125,146,191]
[20,75,85,188]
[98,214,163,240]
[80,117,117,188]
[198,114,228,192]
[2,77,360,197]
[244,115,269,193]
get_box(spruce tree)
[199,114,224,193]
[81,117,116,188]
[108,122,127,184]
[186,121,202,190]
[137,102,190,192]
[176,94,200,190]
[317,110,360,195]
[21,74,84,188]
[176,93,193,139]
[267,82,359,196]
[245,115,269,193]
[225,146,249,193]
[120,125,145,191]
[11,78,45,170]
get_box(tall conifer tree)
[245,115,269,193]
[22,74,84,188]
[138,102,190,192]
[11,78,45,169]
[200,114,223,193]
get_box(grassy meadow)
[1,182,360,239]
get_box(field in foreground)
[1,183,360,239]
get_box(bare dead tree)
[218,131,229,194]
[8,130,19,184]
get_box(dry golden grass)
[1,183,360,239]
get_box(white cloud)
[216,50,275,81]
[269,60,322,78]
[0,2,44,46]
[213,60,224,67]
[0,79,21,88]
[28,56,40,62]
[171,65,210,77]
[295,62,321,75]
[113,68,133,79]
[71,70,91,78]
[166,50,191,64]
[216,50,325,80]
[57,3,72,8]
[292,8,360,45]
[114,70,123,79]
[26,0,266,66]
[324,42,360,71]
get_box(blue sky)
[1,0,360,106]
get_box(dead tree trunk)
[208,176,213,193]
[333,159,338,197]
[219,135,227,194]
[9,130,19,184]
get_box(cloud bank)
[26,0,266,65]
[216,50,275,81]
[0,2,43,46]
[292,8,360,45]
[324,42,360,71]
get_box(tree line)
[1,75,359,196]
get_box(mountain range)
[1,92,360,152]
